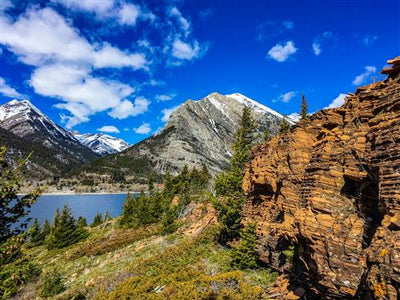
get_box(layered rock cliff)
[242,57,400,299]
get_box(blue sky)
[0,0,399,144]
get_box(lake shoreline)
[18,191,140,196]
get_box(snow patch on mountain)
[72,132,130,156]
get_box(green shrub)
[39,271,65,297]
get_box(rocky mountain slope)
[242,57,400,299]
[78,92,290,178]
[0,99,98,179]
[72,132,130,156]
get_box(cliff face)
[242,57,400,299]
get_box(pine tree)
[279,117,291,133]
[231,223,258,269]
[51,208,61,232]
[301,94,308,119]
[45,205,88,249]
[0,146,41,243]
[91,213,103,227]
[215,106,257,196]
[77,216,87,228]
[28,218,45,246]
[148,172,155,193]
[213,106,257,243]
[42,219,51,237]
[263,129,271,142]
[104,211,111,221]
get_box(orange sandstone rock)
[242,57,400,298]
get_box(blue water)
[26,193,135,226]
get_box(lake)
[25,193,136,226]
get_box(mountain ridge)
[73,92,289,182]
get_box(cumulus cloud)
[171,38,201,60]
[325,93,347,109]
[352,66,376,85]
[312,32,336,56]
[156,93,176,102]
[134,122,151,134]
[161,105,179,122]
[52,0,144,26]
[0,8,147,69]
[97,125,120,133]
[0,77,24,99]
[267,41,297,62]
[256,20,294,41]
[164,6,208,65]
[108,97,150,119]
[273,91,296,103]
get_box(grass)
[17,211,277,299]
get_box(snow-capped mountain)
[79,92,289,177]
[72,132,130,156]
[0,99,98,178]
[0,99,75,140]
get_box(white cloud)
[0,8,147,69]
[267,41,297,62]
[31,63,136,127]
[312,32,336,56]
[134,122,151,134]
[97,125,120,133]
[168,6,191,37]
[312,42,321,56]
[118,3,140,26]
[53,0,114,15]
[0,77,24,99]
[93,43,147,70]
[273,91,296,103]
[362,35,378,46]
[108,97,150,119]
[325,93,347,109]
[161,105,179,122]
[352,66,376,85]
[53,0,144,26]
[156,93,177,102]
[172,39,201,60]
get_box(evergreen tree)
[0,147,41,243]
[28,218,45,246]
[45,205,88,249]
[91,213,103,227]
[301,94,308,119]
[42,219,51,237]
[263,129,271,142]
[213,106,257,243]
[148,172,155,193]
[279,117,291,133]
[51,208,60,233]
[104,211,111,221]
[0,147,41,298]
[77,216,87,228]
[231,223,258,269]
[215,106,256,196]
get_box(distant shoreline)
[18,191,140,196]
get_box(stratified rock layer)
[243,57,400,299]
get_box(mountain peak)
[72,132,130,156]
